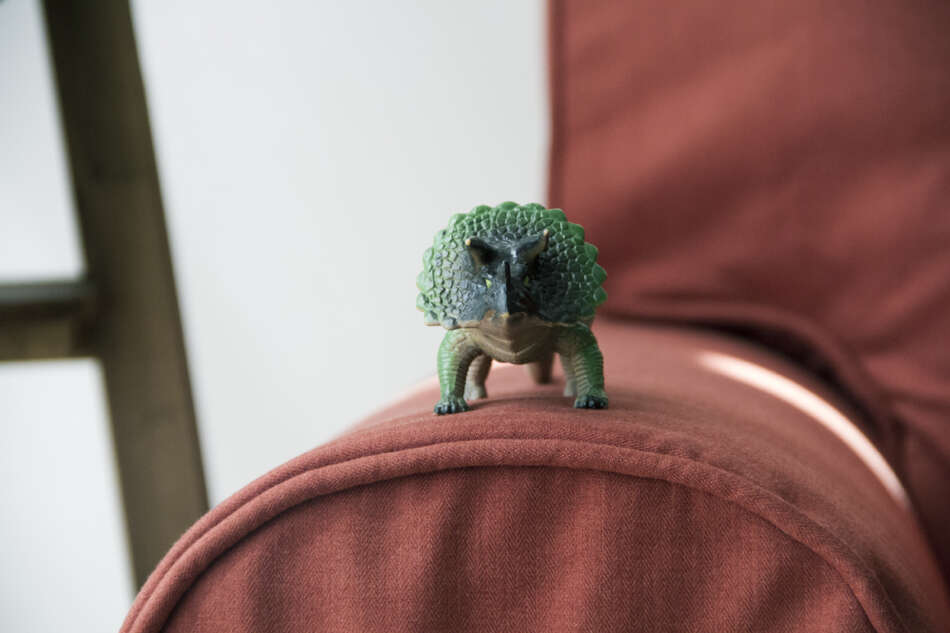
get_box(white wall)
[0,360,130,633]
[0,0,81,281]
[131,0,549,503]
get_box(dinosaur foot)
[573,391,608,409]
[434,396,470,415]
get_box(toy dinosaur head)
[463,229,549,318]
[417,202,607,329]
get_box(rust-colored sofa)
[121,0,950,630]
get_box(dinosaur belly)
[469,314,558,364]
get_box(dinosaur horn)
[465,236,496,269]
[517,229,551,262]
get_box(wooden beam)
[0,279,95,360]
[41,0,209,587]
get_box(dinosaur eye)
[485,279,492,288]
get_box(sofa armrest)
[121,318,950,633]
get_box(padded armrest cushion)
[121,319,950,633]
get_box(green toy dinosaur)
[417,202,608,414]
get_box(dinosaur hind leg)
[464,354,492,400]
[559,353,577,397]
[526,350,554,384]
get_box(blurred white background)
[0,0,547,630]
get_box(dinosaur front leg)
[555,325,608,409]
[436,329,482,414]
